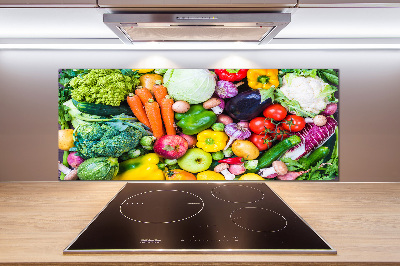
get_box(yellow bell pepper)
[132,69,154,73]
[197,170,225,180]
[196,129,228,152]
[113,153,165,180]
[247,69,279,90]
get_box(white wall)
[0,49,399,182]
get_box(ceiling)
[0,7,399,48]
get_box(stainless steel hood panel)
[98,0,297,8]
[298,0,400,7]
[103,13,291,44]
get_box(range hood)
[103,13,291,45]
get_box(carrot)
[126,94,151,128]
[135,86,154,105]
[160,96,176,135]
[153,83,168,105]
[139,74,163,94]
[144,99,165,139]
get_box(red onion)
[215,80,239,99]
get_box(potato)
[232,140,259,160]
[58,129,75,151]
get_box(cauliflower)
[279,74,330,114]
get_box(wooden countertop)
[0,182,399,265]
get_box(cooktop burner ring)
[211,185,265,204]
[119,189,204,224]
[230,206,288,233]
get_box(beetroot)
[154,135,188,159]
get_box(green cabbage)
[163,69,216,104]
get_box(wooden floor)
[0,182,399,265]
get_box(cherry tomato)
[281,115,306,132]
[248,133,273,151]
[271,125,289,141]
[263,104,287,122]
[249,117,276,135]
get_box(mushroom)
[214,163,235,180]
[217,114,233,125]
[305,115,327,127]
[172,100,190,113]
[215,80,243,99]
[203,98,224,115]
[58,161,78,180]
[229,164,246,175]
[258,161,288,178]
[223,121,251,150]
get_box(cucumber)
[252,135,301,172]
[298,146,330,168]
[72,99,133,116]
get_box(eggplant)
[225,89,273,121]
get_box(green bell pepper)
[175,104,217,135]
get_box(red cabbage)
[284,116,337,160]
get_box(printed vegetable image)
[114,153,165,180]
[247,69,279,90]
[59,68,339,181]
[196,129,228,153]
[70,69,139,106]
[163,69,216,104]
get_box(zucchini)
[252,135,301,172]
[298,146,330,168]
[72,99,133,116]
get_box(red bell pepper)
[215,69,248,82]
[218,157,244,164]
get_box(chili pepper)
[214,69,248,82]
[218,157,244,164]
[247,69,279,90]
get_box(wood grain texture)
[0,182,399,265]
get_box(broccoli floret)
[75,123,103,141]
[69,69,140,106]
[74,122,143,159]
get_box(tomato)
[248,133,273,151]
[281,115,306,132]
[165,169,196,180]
[271,125,289,141]
[263,104,287,122]
[249,117,276,134]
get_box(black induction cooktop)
[64,182,336,254]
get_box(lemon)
[196,170,225,180]
[238,173,264,180]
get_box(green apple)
[177,148,212,173]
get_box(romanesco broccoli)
[69,69,140,106]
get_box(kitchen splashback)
[58,68,339,182]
